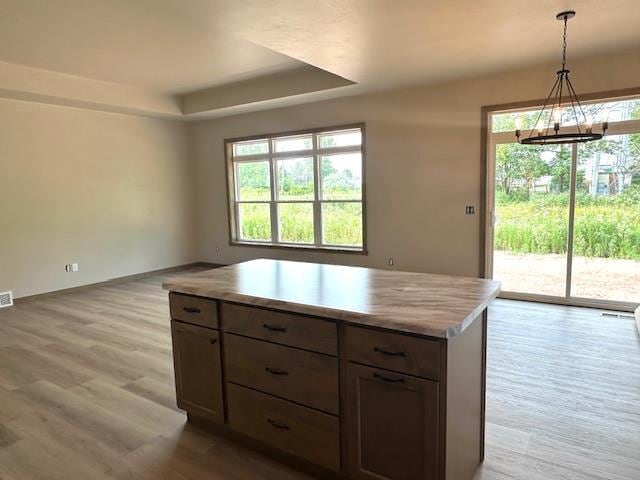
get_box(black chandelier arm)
[565,74,589,127]
[548,72,565,136]
[565,75,583,135]
[527,73,561,141]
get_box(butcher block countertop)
[163,259,501,339]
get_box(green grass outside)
[238,202,363,247]
[495,190,640,259]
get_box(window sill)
[229,240,367,255]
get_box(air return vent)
[0,291,13,308]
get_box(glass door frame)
[483,93,640,312]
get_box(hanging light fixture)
[515,11,608,145]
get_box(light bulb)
[585,115,594,133]
[536,122,544,134]
[515,116,523,130]
[553,108,563,124]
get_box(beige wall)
[0,99,195,298]
[191,48,640,278]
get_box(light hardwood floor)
[0,266,638,480]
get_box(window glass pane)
[277,157,314,200]
[321,153,362,200]
[274,134,313,153]
[571,134,640,302]
[492,110,544,133]
[278,203,314,244]
[238,203,271,241]
[492,143,570,297]
[236,161,270,201]
[322,202,363,247]
[491,97,640,133]
[318,129,362,149]
[233,139,269,156]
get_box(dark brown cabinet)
[346,363,439,480]
[171,320,224,423]
[168,292,486,480]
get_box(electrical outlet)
[65,264,72,272]
[388,258,394,267]
[215,246,220,253]
[465,205,475,215]
[72,263,79,272]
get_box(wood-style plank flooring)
[0,266,638,480]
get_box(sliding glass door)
[492,143,571,297]
[487,97,640,310]
[571,134,640,303]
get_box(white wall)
[0,99,196,298]
[190,48,640,278]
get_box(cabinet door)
[171,320,224,422]
[346,363,439,480]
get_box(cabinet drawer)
[222,303,337,355]
[169,292,218,329]
[345,326,441,380]
[228,383,340,471]
[225,334,339,414]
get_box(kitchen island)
[163,259,500,480]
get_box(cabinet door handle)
[209,338,218,345]
[373,372,405,384]
[265,367,288,376]
[183,306,201,314]
[267,418,290,430]
[373,346,406,357]
[263,323,287,332]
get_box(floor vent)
[0,291,13,308]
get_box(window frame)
[225,123,367,254]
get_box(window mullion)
[312,134,322,246]
[269,142,279,243]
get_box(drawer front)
[169,292,218,329]
[345,326,441,380]
[227,383,340,471]
[222,303,337,355]
[225,334,339,414]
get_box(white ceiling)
[0,0,301,94]
[193,0,640,89]
[0,0,639,116]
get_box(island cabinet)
[344,326,441,480]
[169,293,223,423]
[168,293,488,480]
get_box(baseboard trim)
[13,262,225,305]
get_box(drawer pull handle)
[373,346,406,357]
[183,307,201,314]
[265,367,288,376]
[263,323,287,332]
[373,372,405,384]
[209,338,218,345]
[267,419,290,430]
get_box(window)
[226,125,365,252]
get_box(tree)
[495,143,549,197]
[547,146,571,192]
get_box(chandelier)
[515,11,608,145]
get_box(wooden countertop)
[163,259,501,339]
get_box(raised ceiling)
[0,0,639,118]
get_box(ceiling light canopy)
[516,11,608,145]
